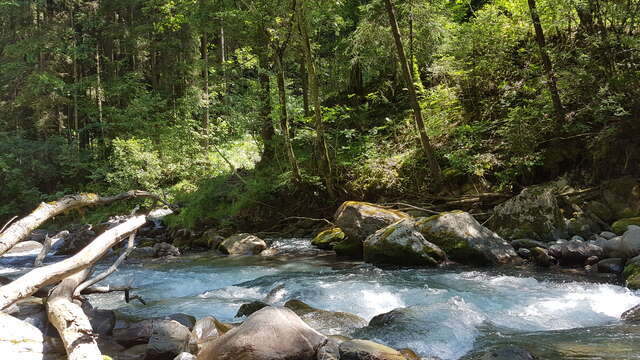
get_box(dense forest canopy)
[1,0,638,228]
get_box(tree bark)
[296,0,335,197]
[33,234,52,267]
[0,215,147,309]
[274,48,301,183]
[527,0,565,121]
[46,269,102,360]
[384,0,441,183]
[258,60,276,164]
[201,32,210,136]
[0,190,167,256]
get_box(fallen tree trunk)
[0,190,166,256]
[46,269,102,360]
[0,215,146,310]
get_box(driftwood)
[74,233,136,297]
[0,190,166,256]
[0,215,17,234]
[81,284,135,294]
[46,269,102,360]
[34,234,52,267]
[0,215,146,310]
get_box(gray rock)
[601,231,618,240]
[130,246,156,258]
[7,240,43,254]
[144,320,191,360]
[219,234,267,255]
[339,339,406,360]
[490,181,569,241]
[162,314,196,330]
[284,300,367,335]
[415,211,518,265]
[585,256,600,266]
[601,226,640,258]
[517,248,532,259]
[363,219,446,267]
[511,239,548,250]
[235,301,269,318]
[551,239,603,266]
[154,242,181,258]
[334,201,410,242]
[479,346,535,360]
[198,306,326,360]
[0,312,59,359]
[87,309,116,335]
[571,235,585,242]
[189,316,221,353]
[597,258,625,274]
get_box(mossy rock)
[334,237,363,259]
[624,255,640,290]
[612,217,640,235]
[416,211,518,265]
[602,177,640,220]
[311,228,346,250]
[334,201,410,242]
[363,219,445,267]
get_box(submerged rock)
[334,201,410,242]
[284,300,367,335]
[339,339,406,360]
[490,181,568,241]
[311,228,346,250]
[478,346,536,360]
[364,219,446,267]
[415,211,518,265]
[235,301,269,318]
[218,233,267,255]
[197,306,326,360]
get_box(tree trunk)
[46,269,102,360]
[300,58,310,117]
[0,215,147,309]
[201,32,210,136]
[527,0,565,121]
[296,0,335,197]
[258,58,276,164]
[0,190,166,256]
[384,0,441,183]
[274,50,302,183]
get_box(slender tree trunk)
[300,58,310,117]
[275,50,302,183]
[296,0,335,197]
[527,0,565,121]
[384,0,441,183]
[201,32,210,137]
[96,43,105,148]
[258,55,276,164]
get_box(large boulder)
[197,306,326,360]
[339,339,406,360]
[334,238,364,258]
[363,219,446,267]
[284,300,367,335]
[335,202,410,242]
[601,177,640,220]
[218,234,267,255]
[189,316,222,353]
[623,255,640,289]
[7,241,43,254]
[145,320,191,360]
[415,211,518,265]
[0,312,53,360]
[490,181,568,241]
[311,228,346,250]
[601,226,640,259]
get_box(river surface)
[3,238,640,359]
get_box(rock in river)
[339,339,406,360]
[335,201,410,242]
[284,299,367,335]
[363,218,446,267]
[415,211,518,265]
[218,233,267,255]
[197,306,326,360]
[311,227,346,250]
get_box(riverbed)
[3,238,640,359]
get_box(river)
[3,238,640,359]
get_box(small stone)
[585,256,600,266]
[517,248,532,259]
[600,231,618,240]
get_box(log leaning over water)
[0,215,146,310]
[0,190,167,256]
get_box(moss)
[612,217,640,235]
[623,262,640,280]
[334,238,363,258]
[311,228,346,249]
[364,240,440,267]
[627,273,640,290]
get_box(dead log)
[0,215,146,310]
[0,190,167,256]
[34,234,53,267]
[73,233,136,297]
[46,269,102,360]
[81,285,135,294]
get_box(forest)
[1,0,640,359]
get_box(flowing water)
[3,238,640,359]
